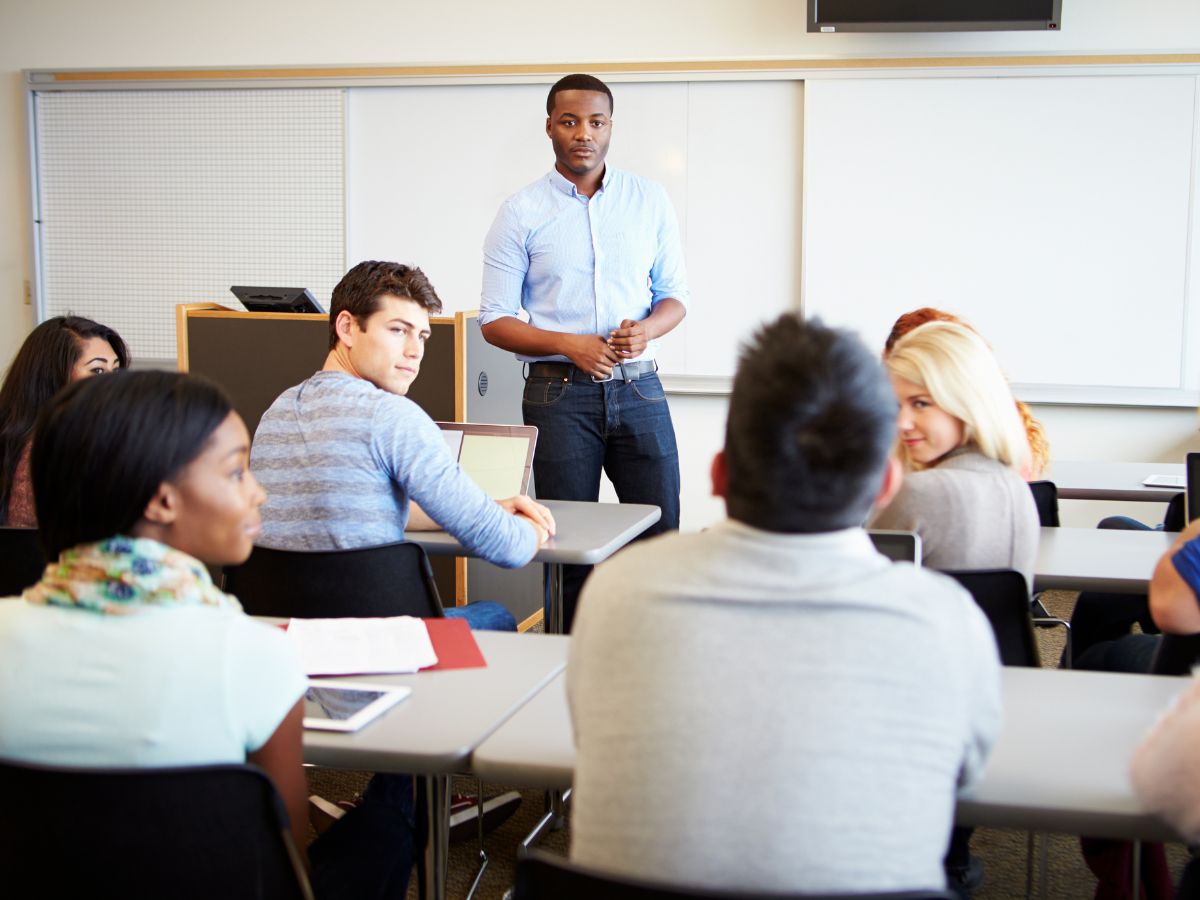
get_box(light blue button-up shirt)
[480,166,688,363]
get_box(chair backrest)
[1187,452,1200,525]
[943,569,1040,667]
[867,529,922,564]
[1027,480,1060,527]
[513,852,956,900]
[0,527,46,597]
[1158,493,1186,533]
[0,761,313,900]
[1149,633,1200,676]
[224,541,444,618]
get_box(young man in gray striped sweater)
[251,259,555,629]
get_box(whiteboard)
[802,74,1200,406]
[346,80,803,380]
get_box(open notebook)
[438,422,537,499]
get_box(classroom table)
[470,667,1186,843]
[406,499,661,634]
[1047,461,1186,503]
[1033,526,1173,594]
[303,630,569,900]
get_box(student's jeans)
[522,367,680,632]
[445,601,516,631]
[308,607,513,898]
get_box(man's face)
[546,89,612,179]
[341,294,431,396]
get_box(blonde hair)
[886,321,1030,472]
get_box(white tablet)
[302,681,412,732]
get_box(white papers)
[286,616,438,676]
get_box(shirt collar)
[717,518,884,561]
[547,165,613,198]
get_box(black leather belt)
[527,359,658,384]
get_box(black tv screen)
[809,0,1061,32]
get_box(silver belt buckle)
[590,370,614,383]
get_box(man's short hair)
[724,314,898,533]
[546,74,614,116]
[328,261,443,350]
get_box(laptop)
[1187,452,1200,524]
[437,423,537,499]
[230,285,325,314]
[867,529,922,565]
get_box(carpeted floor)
[306,590,1192,899]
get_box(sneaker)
[946,855,985,900]
[448,791,522,845]
[308,794,346,836]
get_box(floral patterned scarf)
[23,536,241,615]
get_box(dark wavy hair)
[0,316,128,523]
[31,370,231,559]
[328,261,443,350]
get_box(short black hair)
[31,370,232,559]
[723,314,898,533]
[328,261,443,350]
[546,74,614,117]
[0,316,129,522]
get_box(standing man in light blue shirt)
[480,74,688,631]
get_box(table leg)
[517,787,572,858]
[420,774,450,900]
[544,563,565,635]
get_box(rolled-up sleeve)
[480,200,530,326]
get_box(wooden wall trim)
[30,53,1200,88]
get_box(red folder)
[422,617,487,670]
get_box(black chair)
[513,852,955,900]
[0,761,313,900]
[944,569,1052,667]
[224,540,444,618]
[1164,492,1187,532]
[1148,632,1200,675]
[1028,480,1060,527]
[0,527,46,597]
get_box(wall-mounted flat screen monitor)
[231,286,325,314]
[808,0,1062,32]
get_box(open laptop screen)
[437,423,537,499]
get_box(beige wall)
[2,0,1198,529]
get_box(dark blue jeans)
[522,368,680,631]
[444,601,516,631]
[310,773,414,900]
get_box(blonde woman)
[870,320,1040,589]
[869,319,1041,895]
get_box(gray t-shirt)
[568,520,1002,894]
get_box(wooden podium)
[176,303,541,628]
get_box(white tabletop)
[303,631,569,775]
[472,672,573,788]
[957,667,1184,841]
[471,667,1186,842]
[405,499,661,566]
[1047,461,1186,503]
[1033,526,1173,594]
